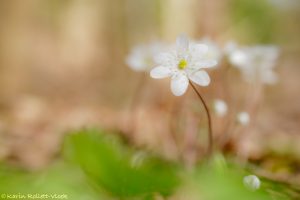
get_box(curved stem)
[189,81,213,157]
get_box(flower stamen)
[178,59,187,70]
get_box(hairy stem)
[189,81,213,157]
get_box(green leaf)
[0,162,105,200]
[64,129,180,198]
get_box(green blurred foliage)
[0,163,104,200]
[191,163,273,200]
[229,0,279,43]
[63,129,180,198]
[1,129,299,200]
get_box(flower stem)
[189,81,213,157]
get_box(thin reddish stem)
[189,81,213,157]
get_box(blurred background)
[0,0,300,199]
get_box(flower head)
[243,175,261,191]
[228,45,279,84]
[126,42,166,72]
[237,111,250,126]
[213,99,228,117]
[150,35,218,96]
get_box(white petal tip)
[171,74,189,96]
[150,67,171,79]
[189,70,211,86]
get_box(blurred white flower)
[126,42,166,72]
[237,112,250,125]
[150,34,218,96]
[196,37,222,63]
[224,41,238,56]
[243,175,261,191]
[228,45,279,84]
[213,99,228,117]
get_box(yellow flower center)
[178,59,187,70]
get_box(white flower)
[224,41,238,56]
[150,35,218,96]
[237,112,250,125]
[243,175,261,191]
[126,42,166,72]
[196,37,222,63]
[213,99,228,117]
[228,45,279,84]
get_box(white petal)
[154,52,176,66]
[150,66,172,79]
[189,70,210,86]
[126,55,147,71]
[229,50,248,67]
[265,46,279,59]
[194,60,218,69]
[171,73,189,96]
[176,34,189,54]
[224,41,238,55]
[190,44,208,56]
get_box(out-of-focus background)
[0,0,300,199]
